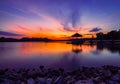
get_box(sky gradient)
[0,0,120,39]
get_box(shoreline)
[0,65,120,84]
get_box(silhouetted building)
[71,33,84,44]
[71,33,82,39]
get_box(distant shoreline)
[0,39,120,42]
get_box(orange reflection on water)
[81,44,97,53]
[20,42,73,56]
[19,42,97,56]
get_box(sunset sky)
[0,0,120,39]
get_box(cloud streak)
[0,31,24,36]
[58,1,82,31]
[89,27,102,32]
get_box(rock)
[104,70,111,77]
[15,80,21,84]
[46,78,52,84]
[75,79,94,84]
[111,74,120,82]
[67,78,75,84]
[64,76,71,81]
[21,81,26,84]
[93,76,100,81]
[54,76,63,84]
[1,66,120,84]
[36,77,45,84]
[107,80,119,84]
[1,79,14,84]
[27,78,35,84]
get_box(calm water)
[0,42,120,70]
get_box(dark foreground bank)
[0,65,120,84]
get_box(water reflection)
[72,44,82,54]
[20,42,72,56]
[0,42,120,70]
[97,42,120,54]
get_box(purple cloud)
[89,27,102,32]
[0,31,24,36]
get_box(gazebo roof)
[71,33,82,37]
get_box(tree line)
[96,29,120,40]
[0,37,51,42]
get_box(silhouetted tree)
[107,30,118,40]
[96,29,120,40]
[0,37,52,42]
[96,32,104,40]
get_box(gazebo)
[71,33,82,39]
[71,33,84,44]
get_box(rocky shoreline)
[0,65,120,84]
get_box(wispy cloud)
[0,30,24,36]
[17,25,33,31]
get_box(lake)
[0,42,120,70]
